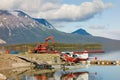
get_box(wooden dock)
[79,60,120,65]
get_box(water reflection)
[1,65,120,80]
[5,69,55,80]
[21,73,54,80]
[4,67,96,80]
[61,72,89,80]
[6,70,91,80]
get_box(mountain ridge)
[72,28,92,36]
[0,10,120,51]
[33,18,55,29]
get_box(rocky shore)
[0,53,61,79]
[0,53,61,69]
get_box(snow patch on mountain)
[0,39,6,44]
[9,11,19,17]
[6,25,12,36]
[0,22,3,27]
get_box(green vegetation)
[55,43,103,51]
[0,42,103,52]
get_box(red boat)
[60,49,104,63]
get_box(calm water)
[5,65,120,80]
[90,51,120,60]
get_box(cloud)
[0,0,60,12]
[0,0,112,22]
[0,0,16,9]
[89,25,107,29]
[37,0,113,21]
[88,28,120,40]
[107,30,120,40]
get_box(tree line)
[0,42,103,52]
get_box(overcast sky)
[0,0,120,40]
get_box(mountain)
[0,10,59,44]
[12,10,31,18]
[33,18,55,29]
[72,28,92,36]
[0,10,120,51]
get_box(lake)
[90,51,120,60]
[3,65,120,80]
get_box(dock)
[80,60,120,65]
